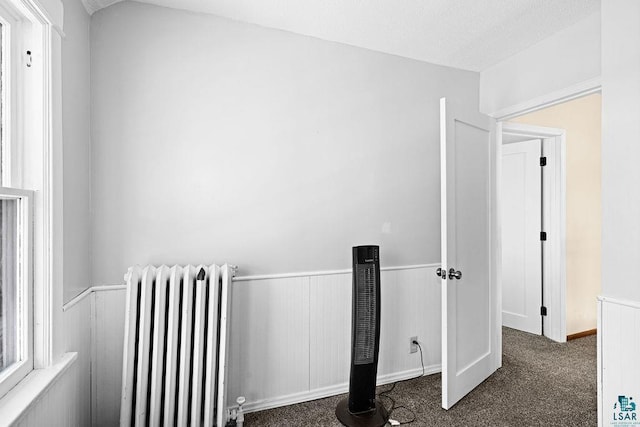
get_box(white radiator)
[120,264,235,427]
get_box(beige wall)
[512,93,601,335]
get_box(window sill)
[0,352,77,427]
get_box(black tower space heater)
[335,246,389,427]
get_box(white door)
[501,139,542,335]
[440,97,500,410]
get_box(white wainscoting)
[92,288,127,427]
[225,264,443,412]
[63,294,92,427]
[227,275,311,409]
[90,264,442,420]
[598,296,640,427]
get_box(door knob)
[436,268,447,279]
[448,268,462,280]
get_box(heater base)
[335,398,389,427]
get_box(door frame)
[489,78,601,121]
[498,122,567,342]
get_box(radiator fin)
[119,264,234,427]
[149,266,170,426]
[190,265,208,426]
[162,266,183,425]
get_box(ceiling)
[82,0,599,72]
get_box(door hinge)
[540,231,547,241]
[540,156,547,166]
[540,306,548,316]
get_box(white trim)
[0,352,76,427]
[77,265,438,293]
[240,365,441,414]
[62,287,92,312]
[494,122,503,369]
[30,6,53,369]
[18,0,63,32]
[489,77,601,121]
[65,263,438,309]
[62,284,127,312]
[498,122,568,139]
[91,284,127,292]
[545,130,567,343]
[500,122,567,343]
[232,263,438,282]
[90,292,98,426]
[597,295,640,310]
[62,264,439,308]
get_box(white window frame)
[0,188,32,399]
[0,0,63,400]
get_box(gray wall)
[479,12,600,117]
[62,0,91,301]
[90,1,479,285]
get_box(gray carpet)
[245,327,597,426]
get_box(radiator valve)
[227,396,246,427]
[236,396,246,427]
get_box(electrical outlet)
[409,336,418,354]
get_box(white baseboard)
[241,364,441,414]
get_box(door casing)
[499,122,567,343]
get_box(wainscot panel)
[92,265,441,418]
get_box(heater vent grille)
[354,264,376,365]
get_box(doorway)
[498,93,602,343]
[499,123,566,342]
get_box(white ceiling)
[83,0,599,72]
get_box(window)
[0,0,35,399]
[0,190,32,397]
[0,0,63,401]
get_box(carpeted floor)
[245,327,597,426]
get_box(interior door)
[440,97,500,410]
[501,139,542,335]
